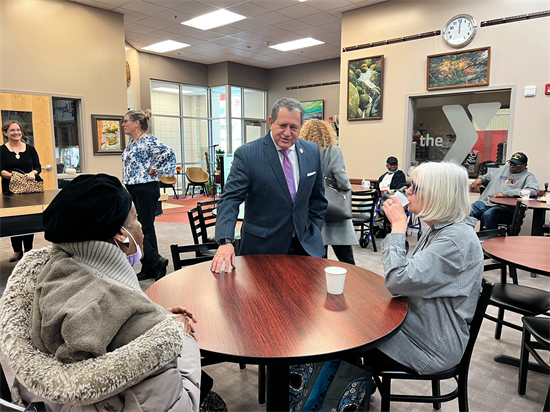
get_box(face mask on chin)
[387,169,398,174]
[116,226,142,266]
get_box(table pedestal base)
[494,355,549,374]
[266,364,290,411]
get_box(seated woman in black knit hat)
[0,174,219,412]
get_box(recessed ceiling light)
[269,37,324,52]
[297,0,308,2]
[142,40,190,53]
[182,9,246,31]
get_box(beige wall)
[1,0,127,179]
[125,43,141,111]
[340,1,550,183]
[268,58,340,121]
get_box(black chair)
[518,316,550,411]
[369,281,494,412]
[352,190,378,251]
[196,200,218,244]
[507,199,528,236]
[170,243,219,270]
[476,227,517,282]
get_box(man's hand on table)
[469,178,482,191]
[168,306,197,334]
[494,192,505,198]
[210,244,236,273]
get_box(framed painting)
[91,115,125,155]
[301,100,324,121]
[427,47,491,91]
[347,55,384,121]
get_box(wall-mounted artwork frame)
[300,100,324,121]
[91,115,125,155]
[427,47,491,91]
[347,55,384,121]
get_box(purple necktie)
[280,149,296,202]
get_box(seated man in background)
[377,156,407,192]
[470,152,539,230]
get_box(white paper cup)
[520,189,530,200]
[394,190,410,206]
[325,266,347,295]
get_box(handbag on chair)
[322,147,352,222]
[8,169,44,194]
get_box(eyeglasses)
[122,119,132,124]
[411,182,421,195]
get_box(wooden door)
[0,93,55,190]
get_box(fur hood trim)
[0,247,186,405]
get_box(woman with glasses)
[353,162,484,386]
[122,109,176,281]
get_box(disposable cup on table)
[520,189,530,200]
[325,266,347,295]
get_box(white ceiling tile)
[212,37,246,46]
[136,16,176,29]
[199,0,250,7]
[114,7,148,22]
[271,32,303,43]
[124,30,142,40]
[209,25,246,36]
[314,32,341,44]
[274,19,312,32]
[123,22,158,35]
[311,43,341,54]
[118,0,167,15]
[287,48,329,59]
[232,19,269,32]
[293,26,330,38]
[249,0,297,11]
[170,35,207,45]
[163,24,203,36]
[79,0,131,8]
[251,26,287,37]
[193,42,229,51]
[308,0,355,12]
[321,21,341,33]
[251,11,289,25]
[232,42,266,52]
[276,3,319,19]
[153,9,195,24]
[299,12,340,26]
[187,31,226,41]
[226,2,270,17]
[132,34,170,44]
[173,2,220,17]
[74,0,119,9]
[230,31,265,42]
[144,0,192,7]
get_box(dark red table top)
[490,197,550,210]
[482,236,550,275]
[146,255,407,364]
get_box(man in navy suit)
[211,98,327,273]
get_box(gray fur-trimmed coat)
[0,247,201,412]
[320,146,359,246]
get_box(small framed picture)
[427,47,490,91]
[91,115,125,155]
[300,100,324,121]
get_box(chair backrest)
[197,200,218,243]
[458,281,494,378]
[170,243,219,270]
[185,167,208,183]
[187,206,205,245]
[508,200,528,236]
[351,190,378,221]
[476,227,507,243]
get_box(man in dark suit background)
[211,98,328,273]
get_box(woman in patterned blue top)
[122,109,176,281]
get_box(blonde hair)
[299,120,336,148]
[125,109,152,132]
[412,162,470,223]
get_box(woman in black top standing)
[0,120,42,262]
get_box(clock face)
[444,14,477,48]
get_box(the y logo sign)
[442,102,501,163]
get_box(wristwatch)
[216,238,234,246]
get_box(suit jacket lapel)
[263,134,293,205]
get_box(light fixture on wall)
[142,40,190,53]
[182,9,246,30]
[270,37,324,51]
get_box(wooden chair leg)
[258,364,266,405]
[518,328,531,395]
[495,307,505,339]
[431,379,441,410]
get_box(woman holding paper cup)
[299,120,358,264]
[355,162,484,376]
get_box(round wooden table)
[146,255,407,411]
[482,236,550,276]
[351,184,376,194]
[489,197,550,236]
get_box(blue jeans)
[470,201,513,230]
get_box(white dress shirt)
[270,131,300,190]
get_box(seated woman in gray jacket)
[357,162,484,375]
[0,174,202,412]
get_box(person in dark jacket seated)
[378,156,407,192]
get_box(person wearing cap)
[0,174,203,412]
[470,152,539,230]
[377,156,407,192]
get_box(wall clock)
[443,14,477,48]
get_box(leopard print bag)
[9,170,44,194]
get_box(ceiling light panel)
[182,10,247,31]
[269,37,324,51]
[141,40,190,53]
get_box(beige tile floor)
[1,213,549,411]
